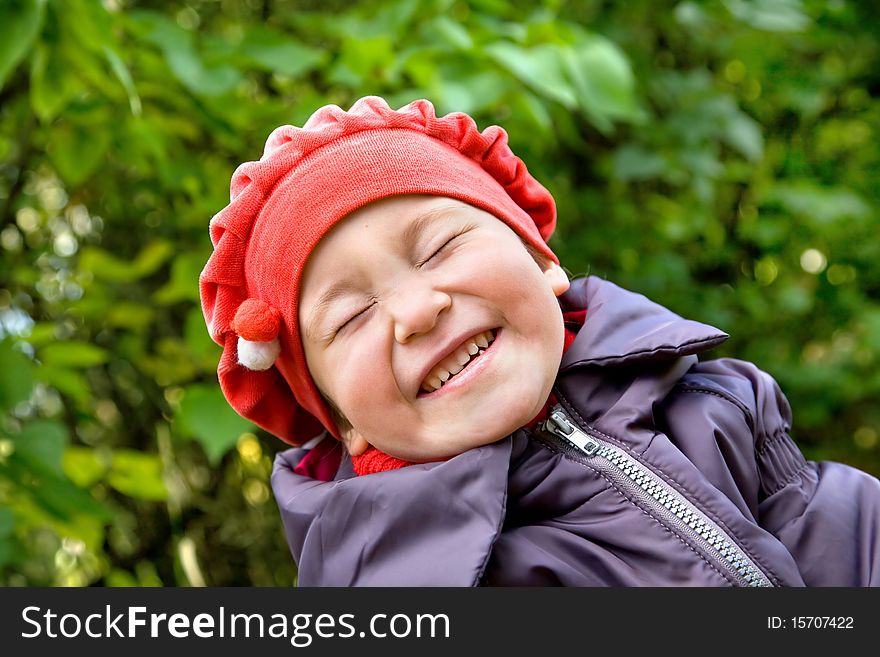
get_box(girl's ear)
[543,263,570,297]
[342,427,370,457]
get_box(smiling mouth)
[419,329,498,394]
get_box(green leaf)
[40,341,108,368]
[133,10,241,97]
[153,252,208,304]
[49,121,111,186]
[0,539,15,569]
[167,47,241,97]
[63,446,108,488]
[23,322,57,347]
[107,450,167,501]
[775,282,812,315]
[435,66,509,115]
[106,569,139,587]
[105,302,155,332]
[61,0,113,53]
[9,419,68,476]
[29,41,82,122]
[0,508,14,538]
[103,46,142,116]
[240,27,326,77]
[184,307,221,367]
[335,35,395,85]
[176,384,253,464]
[613,144,667,181]
[427,16,474,51]
[679,148,724,179]
[763,183,871,226]
[0,0,46,90]
[563,35,641,131]
[486,42,577,109]
[723,113,764,162]
[723,0,810,32]
[35,365,91,405]
[674,1,710,29]
[79,240,174,283]
[132,240,176,275]
[511,91,554,138]
[3,458,111,523]
[0,340,34,411]
[78,247,135,282]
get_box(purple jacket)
[271,276,880,586]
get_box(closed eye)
[336,301,375,333]
[417,229,467,268]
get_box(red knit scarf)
[294,309,587,479]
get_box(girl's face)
[298,195,569,462]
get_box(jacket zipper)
[538,403,774,587]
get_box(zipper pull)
[543,406,601,456]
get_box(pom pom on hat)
[231,299,281,371]
[231,298,280,342]
[236,336,281,371]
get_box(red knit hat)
[199,96,558,446]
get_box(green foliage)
[176,384,254,465]
[0,341,34,409]
[0,0,46,90]
[0,0,877,586]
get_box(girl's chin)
[448,402,544,440]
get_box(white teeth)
[420,329,499,393]
[422,374,446,393]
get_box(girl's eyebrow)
[304,282,361,342]
[304,204,463,341]
[399,204,461,250]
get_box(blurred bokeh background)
[0,0,877,586]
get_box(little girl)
[200,96,880,586]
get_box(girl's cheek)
[447,252,504,291]
[333,334,387,395]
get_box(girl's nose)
[390,283,452,344]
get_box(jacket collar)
[559,276,729,371]
[272,437,512,586]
